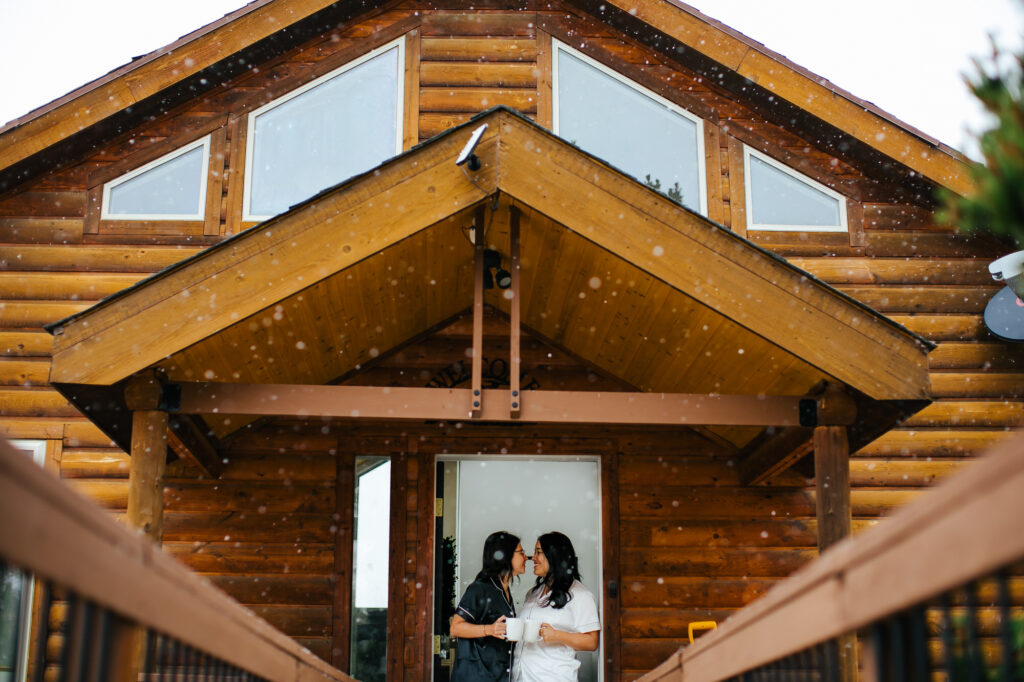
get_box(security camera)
[456,123,488,171]
[989,250,1024,299]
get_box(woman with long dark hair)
[450,531,527,681]
[513,532,600,681]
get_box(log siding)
[0,2,1020,680]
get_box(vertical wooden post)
[126,410,168,541]
[125,374,168,541]
[814,425,850,552]
[121,374,168,681]
[332,451,355,671]
[509,205,521,419]
[471,205,486,419]
[814,424,856,682]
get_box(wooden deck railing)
[0,437,354,682]
[640,430,1024,682]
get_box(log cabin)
[0,0,1021,680]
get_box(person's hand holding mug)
[538,622,558,644]
[487,615,508,639]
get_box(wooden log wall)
[1,0,1022,679]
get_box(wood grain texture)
[813,425,850,552]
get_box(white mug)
[505,617,525,641]
[524,619,542,643]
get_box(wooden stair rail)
[0,436,353,682]
[640,429,1024,682]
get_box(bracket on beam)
[167,415,221,479]
[739,384,858,486]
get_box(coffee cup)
[505,617,525,641]
[524,619,541,642]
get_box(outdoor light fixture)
[483,249,511,290]
[456,123,488,171]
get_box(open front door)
[434,456,603,681]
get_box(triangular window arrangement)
[101,136,210,220]
[744,146,848,232]
[243,38,405,221]
[552,40,707,216]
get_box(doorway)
[433,457,602,681]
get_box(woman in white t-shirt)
[513,532,600,682]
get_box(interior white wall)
[454,458,601,681]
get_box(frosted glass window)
[245,40,403,220]
[102,138,209,219]
[554,42,706,215]
[745,148,847,232]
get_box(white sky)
[0,0,1020,159]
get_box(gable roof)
[47,109,931,405]
[0,0,972,196]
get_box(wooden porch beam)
[173,382,809,426]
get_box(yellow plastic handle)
[688,620,717,644]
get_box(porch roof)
[46,108,932,464]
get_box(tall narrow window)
[553,40,707,215]
[744,146,848,232]
[1,441,45,682]
[351,456,390,682]
[101,137,210,220]
[244,39,404,221]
